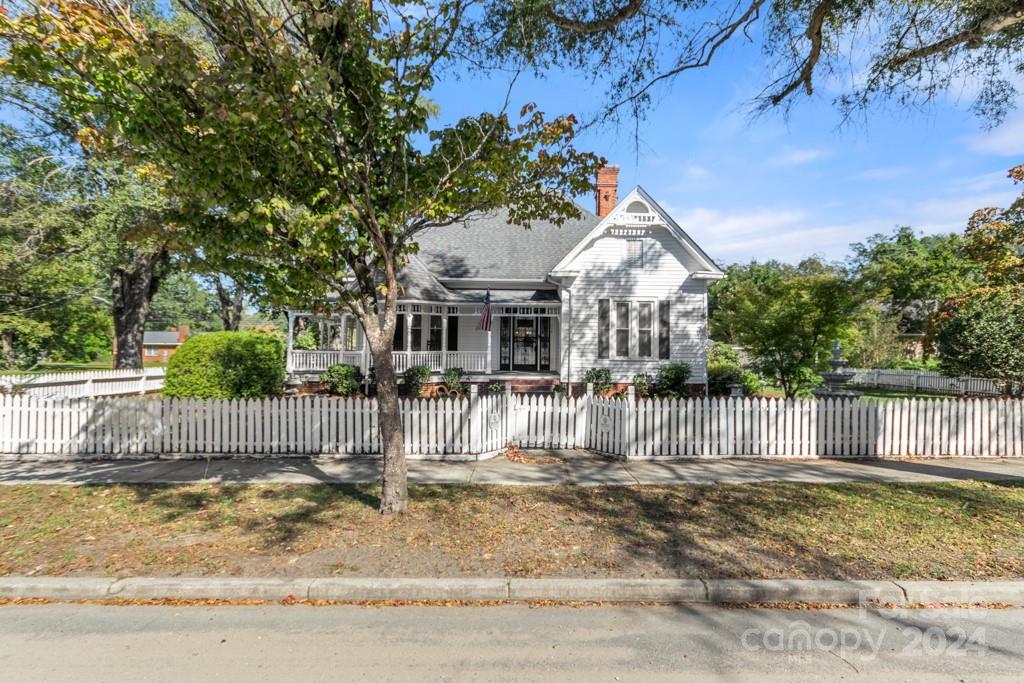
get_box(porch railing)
[290,349,489,374]
[290,350,364,373]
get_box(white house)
[286,166,724,390]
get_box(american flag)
[478,290,492,331]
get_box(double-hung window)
[615,302,630,357]
[598,298,670,360]
[637,302,653,358]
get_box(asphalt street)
[0,604,1020,681]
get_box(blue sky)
[430,40,1024,267]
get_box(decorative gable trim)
[550,186,724,278]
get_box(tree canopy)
[481,0,1024,124]
[849,226,982,333]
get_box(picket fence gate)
[1,387,1022,459]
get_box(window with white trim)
[637,302,653,358]
[598,299,670,360]
[615,301,630,357]
[626,239,643,268]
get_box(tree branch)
[886,1,1024,70]
[546,0,645,34]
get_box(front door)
[512,317,537,371]
[500,316,552,372]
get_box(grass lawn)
[1,481,1021,580]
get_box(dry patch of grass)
[0,481,1021,580]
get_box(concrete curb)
[2,577,1023,605]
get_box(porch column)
[285,311,295,373]
[441,315,448,370]
[405,312,413,368]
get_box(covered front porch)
[286,301,562,378]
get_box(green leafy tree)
[0,1,599,512]
[711,259,861,397]
[709,261,791,343]
[0,126,110,369]
[934,286,1024,394]
[147,271,223,333]
[849,226,982,333]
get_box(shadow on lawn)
[118,481,495,550]
[531,479,1024,579]
[125,483,382,547]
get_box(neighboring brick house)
[142,326,189,363]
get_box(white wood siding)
[562,226,709,383]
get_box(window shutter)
[598,299,610,359]
[658,301,671,359]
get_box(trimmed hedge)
[163,331,284,399]
[655,362,692,398]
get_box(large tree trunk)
[0,331,16,370]
[112,248,169,369]
[361,309,408,514]
[212,275,245,331]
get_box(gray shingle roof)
[143,331,181,345]
[413,206,599,280]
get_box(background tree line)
[709,169,1024,397]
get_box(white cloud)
[662,178,1021,264]
[965,116,1024,156]
[852,166,911,181]
[682,164,711,179]
[769,147,830,167]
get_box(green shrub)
[553,382,567,394]
[487,382,502,394]
[632,372,655,398]
[707,341,741,366]
[163,331,284,399]
[655,362,692,398]
[707,363,762,397]
[321,363,363,396]
[293,328,317,350]
[442,367,465,395]
[583,367,613,394]
[403,364,431,397]
[880,356,942,372]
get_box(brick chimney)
[177,325,190,344]
[595,164,619,218]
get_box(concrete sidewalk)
[1,453,1023,486]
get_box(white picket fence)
[2,389,1023,460]
[847,368,1008,397]
[0,368,166,398]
